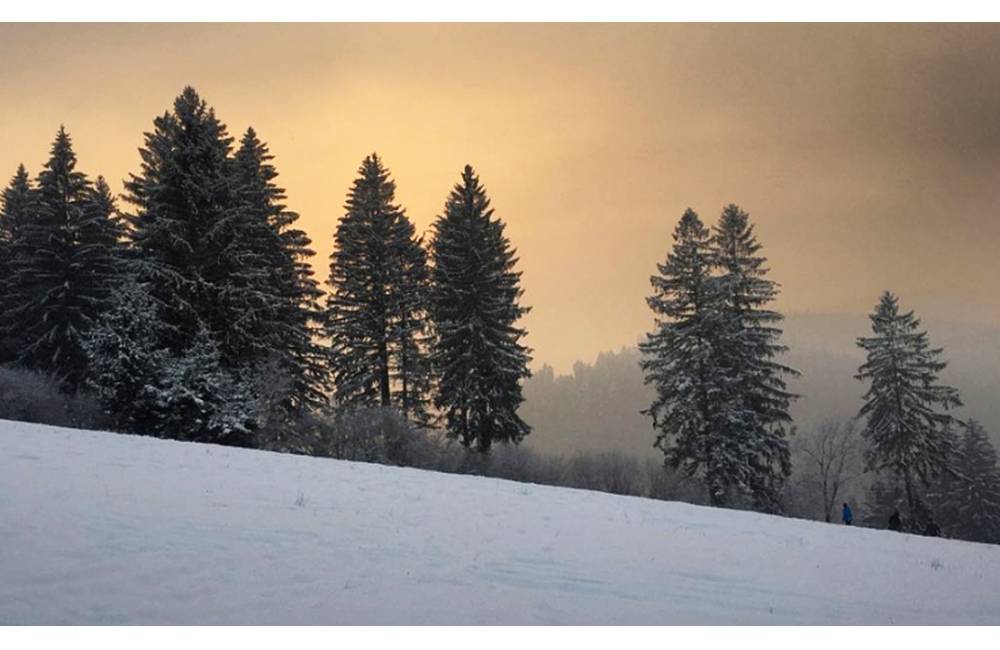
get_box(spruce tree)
[86,176,125,257]
[3,128,122,390]
[928,420,1000,544]
[639,209,728,501]
[389,210,434,425]
[231,127,327,416]
[125,87,308,445]
[856,291,961,526]
[710,204,797,512]
[326,154,433,423]
[84,279,168,434]
[428,164,532,453]
[151,323,257,446]
[123,86,242,358]
[0,165,33,246]
[0,165,35,363]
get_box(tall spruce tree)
[121,87,304,442]
[124,87,243,358]
[710,204,797,512]
[428,165,532,453]
[231,127,327,416]
[391,211,434,424]
[326,154,433,423]
[928,420,1000,544]
[856,291,961,526]
[0,165,35,363]
[639,209,728,501]
[2,128,122,390]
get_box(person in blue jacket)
[841,502,853,525]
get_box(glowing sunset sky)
[2,23,999,372]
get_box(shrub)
[563,450,644,496]
[0,366,107,429]
[296,406,441,469]
[270,406,710,509]
[643,458,708,504]
[484,445,567,485]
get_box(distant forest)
[523,313,1000,462]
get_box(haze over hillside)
[522,312,1000,460]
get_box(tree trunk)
[378,337,391,407]
[904,466,916,529]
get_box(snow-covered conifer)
[639,209,727,499]
[123,87,241,357]
[710,204,797,512]
[0,165,35,363]
[428,165,532,453]
[0,164,33,245]
[928,420,1000,544]
[151,323,257,446]
[326,154,433,423]
[84,279,168,433]
[641,205,795,512]
[856,291,961,524]
[231,127,327,415]
[3,128,122,390]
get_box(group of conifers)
[0,86,530,454]
[2,86,998,539]
[640,202,1000,541]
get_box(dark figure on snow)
[888,510,902,532]
[924,518,941,537]
[841,503,853,525]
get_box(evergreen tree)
[0,164,33,245]
[928,420,1000,544]
[86,176,125,255]
[390,211,434,425]
[231,127,327,415]
[123,86,244,358]
[428,165,532,453]
[121,87,336,444]
[151,323,257,446]
[0,165,35,363]
[856,291,961,525]
[2,128,122,390]
[84,279,168,433]
[639,209,728,501]
[710,204,797,512]
[326,154,433,423]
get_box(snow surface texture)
[2,419,999,625]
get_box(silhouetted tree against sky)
[326,154,433,425]
[3,128,122,391]
[429,165,531,454]
[856,291,961,526]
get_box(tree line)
[641,207,1000,543]
[0,86,531,455]
[2,85,998,544]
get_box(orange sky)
[2,23,1000,373]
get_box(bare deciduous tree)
[795,419,865,522]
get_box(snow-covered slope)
[2,419,999,625]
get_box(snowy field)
[2,419,999,625]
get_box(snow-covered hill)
[2,419,999,624]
